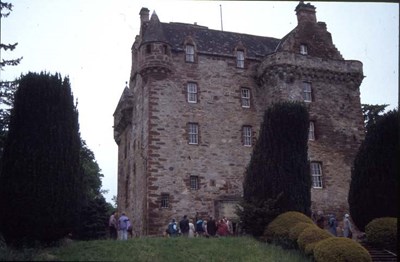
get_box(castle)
[114,2,365,236]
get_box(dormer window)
[300,44,308,55]
[185,45,195,62]
[236,50,245,68]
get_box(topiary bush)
[288,222,317,248]
[314,237,372,262]
[297,227,332,256]
[365,217,397,252]
[264,211,314,248]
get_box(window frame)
[190,175,199,190]
[303,82,313,102]
[185,44,195,63]
[236,50,245,68]
[243,126,252,147]
[300,44,308,55]
[241,88,251,108]
[161,193,169,208]
[310,162,323,189]
[188,123,199,145]
[187,82,198,103]
[309,121,315,141]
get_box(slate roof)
[141,14,281,58]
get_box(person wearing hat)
[343,213,353,239]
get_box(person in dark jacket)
[179,215,190,237]
[206,216,217,237]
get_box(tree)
[361,104,388,131]
[348,109,399,231]
[0,72,82,245]
[238,101,311,237]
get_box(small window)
[300,44,308,55]
[163,44,169,55]
[161,193,169,208]
[185,45,195,62]
[236,50,244,68]
[309,121,315,141]
[243,126,252,147]
[241,88,250,108]
[187,82,198,103]
[311,162,323,188]
[190,176,199,190]
[188,123,199,145]
[146,44,151,54]
[303,82,312,102]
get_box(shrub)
[365,217,397,251]
[288,222,317,247]
[297,227,332,256]
[314,237,372,262]
[264,211,314,248]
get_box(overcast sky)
[1,1,398,203]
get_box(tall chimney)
[139,7,150,26]
[295,1,316,25]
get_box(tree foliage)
[361,104,388,131]
[238,101,311,237]
[0,72,82,245]
[348,109,399,231]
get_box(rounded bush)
[365,217,397,251]
[314,237,372,262]
[297,227,332,256]
[288,222,317,243]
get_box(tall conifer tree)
[0,72,81,245]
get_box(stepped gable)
[143,20,281,58]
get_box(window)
[190,176,199,190]
[185,45,194,62]
[309,121,315,141]
[300,44,308,55]
[236,50,244,68]
[187,82,198,103]
[161,193,169,208]
[188,123,199,145]
[311,162,323,188]
[243,126,252,146]
[303,82,312,102]
[146,44,151,54]
[241,88,250,108]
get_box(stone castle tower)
[114,2,365,236]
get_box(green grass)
[25,237,311,262]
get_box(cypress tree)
[239,101,311,236]
[348,109,399,231]
[0,72,81,245]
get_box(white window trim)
[243,126,252,147]
[188,123,199,145]
[185,45,195,62]
[187,82,198,103]
[309,121,315,141]
[303,82,312,102]
[300,44,308,55]
[236,50,244,68]
[241,88,250,108]
[311,162,323,188]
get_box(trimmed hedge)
[297,227,332,256]
[314,237,372,262]
[365,217,397,251]
[264,211,314,248]
[288,222,317,244]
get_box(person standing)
[109,211,118,240]
[328,214,338,236]
[118,212,130,240]
[316,211,325,229]
[188,219,195,238]
[196,218,205,237]
[168,219,178,237]
[207,216,217,237]
[179,215,190,237]
[343,214,353,239]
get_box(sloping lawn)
[33,237,311,261]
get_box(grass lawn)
[27,236,311,261]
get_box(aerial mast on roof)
[220,4,223,31]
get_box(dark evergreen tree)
[348,109,399,231]
[0,72,81,245]
[361,104,388,131]
[238,101,311,237]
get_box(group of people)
[313,211,353,238]
[166,215,235,238]
[109,211,132,240]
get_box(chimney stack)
[295,1,316,25]
[139,7,150,26]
